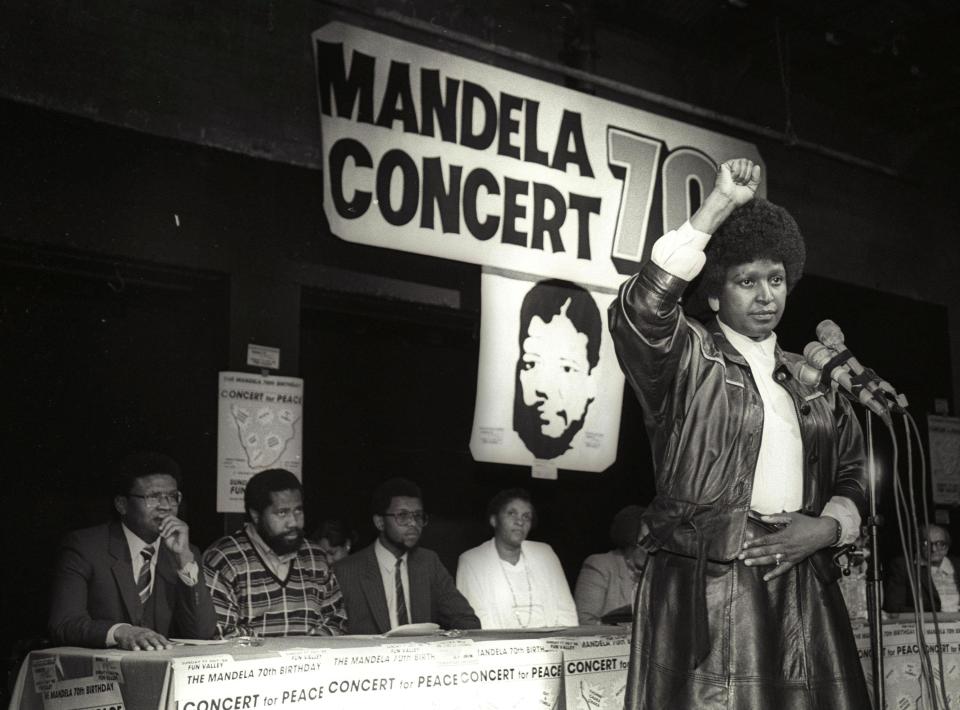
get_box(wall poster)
[217,372,303,512]
[470,271,623,473]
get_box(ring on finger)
[774,552,784,566]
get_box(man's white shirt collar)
[374,538,410,629]
[375,537,407,570]
[121,522,157,561]
[120,522,158,583]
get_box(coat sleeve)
[455,553,491,629]
[573,554,610,625]
[202,543,243,637]
[882,556,921,613]
[170,544,218,640]
[432,555,481,630]
[331,557,369,635]
[47,532,112,648]
[608,262,694,421]
[312,565,349,636]
[543,546,578,627]
[828,393,869,518]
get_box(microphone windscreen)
[803,341,831,368]
[816,320,844,349]
[786,359,821,387]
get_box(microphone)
[803,342,890,419]
[816,320,907,410]
[816,320,872,380]
[783,358,824,389]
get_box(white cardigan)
[456,538,578,629]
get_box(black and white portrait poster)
[470,271,624,473]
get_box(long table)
[10,620,960,710]
[9,627,632,710]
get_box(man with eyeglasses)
[884,523,960,613]
[48,452,217,649]
[203,468,347,637]
[333,477,480,634]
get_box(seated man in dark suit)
[884,523,960,613]
[48,452,217,649]
[334,477,480,634]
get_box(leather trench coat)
[609,262,869,685]
[609,262,868,564]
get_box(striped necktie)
[137,547,154,605]
[395,556,409,626]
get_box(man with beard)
[334,477,480,634]
[203,469,347,636]
[48,452,217,649]
[513,279,601,460]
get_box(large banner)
[312,21,764,291]
[217,372,304,512]
[470,272,624,473]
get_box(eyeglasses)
[382,511,428,527]
[926,540,950,550]
[128,491,182,507]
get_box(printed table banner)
[168,639,563,710]
[217,372,304,513]
[854,620,960,709]
[470,271,624,473]
[547,634,631,709]
[312,21,764,291]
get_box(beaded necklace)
[499,552,533,628]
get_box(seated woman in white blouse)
[456,489,577,629]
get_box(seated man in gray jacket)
[48,452,216,649]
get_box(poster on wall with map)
[217,372,304,512]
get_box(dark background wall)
[1,0,957,677]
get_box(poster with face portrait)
[470,271,624,473]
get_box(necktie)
[137,547,154,606]
[395,556,409,626]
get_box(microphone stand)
[863,412,885,710]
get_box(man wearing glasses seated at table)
[334,477,480,634]
[203,468,348,637]
[884,523,960,613]
[48,452,216,650]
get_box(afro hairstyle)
[698,197,806,301]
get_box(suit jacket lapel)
[109,521,142,624]
[408,548,430,624]
[359,546,392,633]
